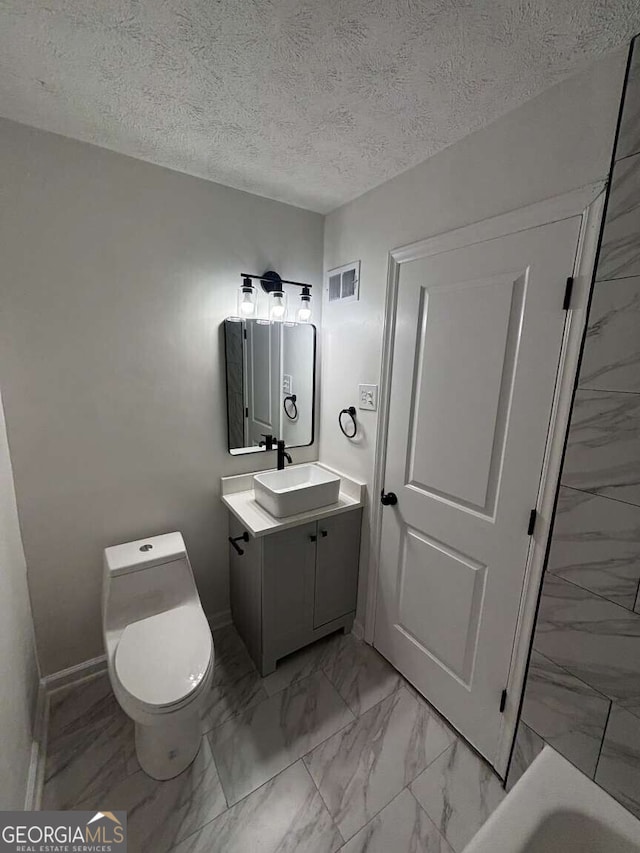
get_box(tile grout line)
[595,270,640,282]
[333,781,452,850]
[207,669,358,809]
[302,681,456,844]
[316,732,458,849]
[209,626,403,723]
[206,644,401,827]
[297,756,346,844]
[543,570,640,615]
[593,700,614,781]
[574,387,640,397]
[547,566,640,613]
[529,647,617,705]
[407,786,456,853]
[559,482,640,511]
[205,626,353,730]
[164,758,311,853]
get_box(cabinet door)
[314,509,362,628]
[263,521,317,665]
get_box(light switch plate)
[282,374,292,394]
[358,384,378,411]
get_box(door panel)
[375,215,582,765]
[407,272,522,512]
[398,527,486,685]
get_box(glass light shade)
[296,287,312,323]
[297,300,312,323]
[268,290,287,321]
[238,282,256,317]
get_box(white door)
[374,214,581,764]
[246,321,282,446]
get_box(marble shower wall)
[509,36,640,816]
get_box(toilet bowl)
[102,531,214,780]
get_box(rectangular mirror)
[224,318,316,455]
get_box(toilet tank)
[103,532,200,634]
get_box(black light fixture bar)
[241,273,313,290]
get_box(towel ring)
[339,406,358,439]
[283,394,298,420]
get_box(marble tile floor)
[42,625,506,853]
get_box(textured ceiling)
[1,2,639,212]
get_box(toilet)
[102,531,214,780]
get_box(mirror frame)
[223,318,317,456]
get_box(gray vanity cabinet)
[262,521,317,666]
[229,508,362,676]
[313,511,361,628]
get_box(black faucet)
[259,433,275,450]
[276,439,292,470]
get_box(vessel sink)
[253,465,341,518]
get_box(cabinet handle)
[320,529,328,538]
[309,534,317,542]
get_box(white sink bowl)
[253,465,341,518]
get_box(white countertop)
[221,462,366,537]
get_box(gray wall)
[0,118,324,675]
[0,388,38,808]
[509,36,640,817]
[321,48,627,630]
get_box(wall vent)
[326,261,360,304]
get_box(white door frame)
[364,182,606,775]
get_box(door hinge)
[245,407,249,418]
[527,509,537,536]
[243,328,247,339]
[500,689,507,713]
[563,276,574,310]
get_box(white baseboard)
[352,618,365,641]
[41,609,232,693]
[207,608,233,631]
[42,654,107,695]
[24,654,108,810]
[25,609,232,808]
[24,681,48,811]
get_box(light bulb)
[237,278,256,317]
[296,286,312,323]
[240,292,256,316]
[269,290,287,321]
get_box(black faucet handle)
[259,433,275,450]
[275,439,292,469]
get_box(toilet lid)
[115,604,212,708]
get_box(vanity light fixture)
[237,276,257,317]
[296,286,312,323]
[240,271,314,324]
